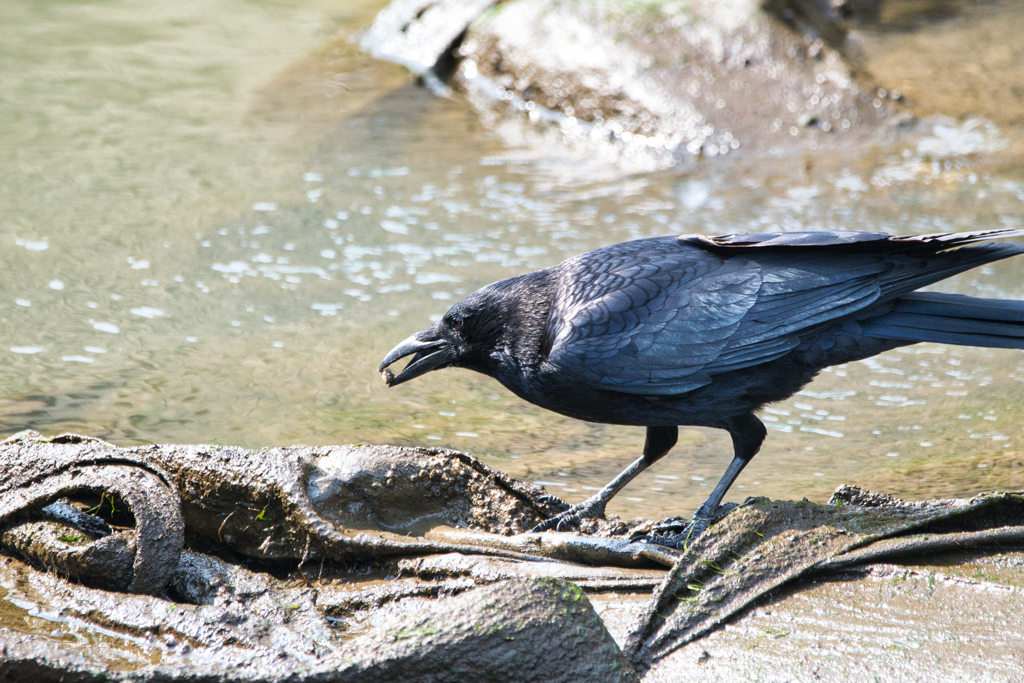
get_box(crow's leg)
[531,426,678,533]
[638,413,766,547]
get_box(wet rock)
[0,432,667,572]
[362,0,908,172]
[4,432,1024,681]
[0,549,335,681]
[0,520,135,592]
[423,525,680,568]
[764,0,882,50]
[334,577,639,683]
[625,487,1024,673]
[148,440,660,567]
[460,0,904,170]
[397,551,665,591]
[360,0,500,90]
[0,561,638,681]
[0,430,183,595]
[306,444,554,536]
[641,555,1024,682]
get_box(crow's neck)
[492,270,555,375]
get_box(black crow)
[379,230,1024,540]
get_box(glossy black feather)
[540,231,1024,402]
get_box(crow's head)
[378,282,520,388]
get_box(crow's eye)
[450,315,464,332]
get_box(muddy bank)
[0,430,660,681]
[2,431,1024,680]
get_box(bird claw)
[631,503,738,548]
[531,498,606,533]
[533,493,571,514]
[631,520,704,549]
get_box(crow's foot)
[530,496,607,533]
[533,493,571,515]
[631,502,739,549]
[633,519,708,549]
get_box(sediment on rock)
[2,431,1023,682]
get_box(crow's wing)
[699,228,1024,251]
[547,244,766,394]
[545,231,1022,396]
[698,229,1024,374]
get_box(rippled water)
[2,0,1024,521]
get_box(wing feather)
[543,232,1024,397]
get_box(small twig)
[217,510,237,544]
[296,536,314,589]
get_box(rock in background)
[362,0,910,173]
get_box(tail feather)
[861,292,1024,350]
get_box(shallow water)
[0,559,162,669]
[2,0,1024,523]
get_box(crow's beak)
[379,328,453,387]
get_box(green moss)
[388,625,442,640]
[758,626,790,639]
[57,533,90,544]
[564,581,586,602]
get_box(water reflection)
[1,0,1024,522]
